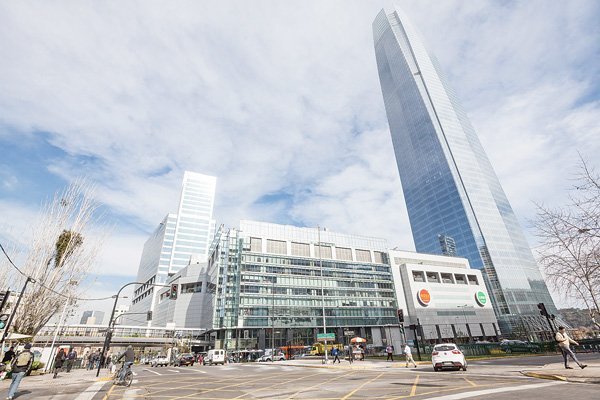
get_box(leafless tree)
[5,179,107,336]
[534,157,600,330]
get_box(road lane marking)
[341,372,385,400]
[410,374,420,396]
[143,368,162,375]
[232,371,326,399]
[290,370,356,398]
[421,381,565,399]
[74,381,106,400]
[101,383,116,400]
[168,369,181,373]
[462,377,477,387]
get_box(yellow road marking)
[102,383,116,400]
[232,371,325,399]
[290,370,355,398]
[463,377,477,387]
[409,374,420,396]
[340,372,385,400]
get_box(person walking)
[386,345,394,362]
[65,347,77,372]
[6,343,34,400]
[403,344,417,368]
[555,326,587,369]
[347,346,354,364]
[331,347,341,364]
[2,347,15,364]
[53,348,66,378]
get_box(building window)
[315,245,332,259]
[412,271,426,282]
[266,239,286,255]
[336,247,352,261]
[181,282,202,293]
[454,274,467,285]
[291,242,310,257]
[426,272,440,283]
[373,251,387,264]
[441,273,454,284]
[250,237,262,253]
[355,249,372,263]
[467,275,478,285]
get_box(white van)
[203,349,226,365]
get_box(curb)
[281,362,425,371]
[521,371,567,381]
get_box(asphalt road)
[87,354,600,400]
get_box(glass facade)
[209,222,399,350]
[373,9,558,334]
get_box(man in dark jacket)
[117,346,135,382]
[6,343,34,400]
[65,347,77,372]
[53,348,66,379]
[2,347,15,363]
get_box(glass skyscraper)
[373,8,557,335]
[127,171,216,326]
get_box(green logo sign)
[475,291,487,306]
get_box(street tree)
[534,158,600,330]
[5,179,107,336]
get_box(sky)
[0,0,599,319]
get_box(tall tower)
[373,8,558,335]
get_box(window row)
[412,270,479,285]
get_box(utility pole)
[45,280,78,372]
[318,226,328,364]
[271,279,275,361]
[0,277,34,354]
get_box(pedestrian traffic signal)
[537,303,548,317]
[0,314,8,330]
[397,309,404,323]
[170,284,178,300]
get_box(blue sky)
[1,0,599,316]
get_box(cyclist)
[116,345,134,383]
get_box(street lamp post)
[45,280,78,372]
[318,226,328,364]
[457,305,472,343]
[96,281,167,377]
[271,279,275,361]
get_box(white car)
[151,356,169,367]
[256,352,286,362]
[431,343,467,371]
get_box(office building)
[373,8,558,335]
[209,221,402,353]
[390,250,499,343]
[80,310,105,325]
[126,171,216,326]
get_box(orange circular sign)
[417,289,431,306]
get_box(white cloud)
[0,1,598,310]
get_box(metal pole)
[1,277,33,349]
[318,226,328,364]
[44,297,70,372]
[271,280,275,361]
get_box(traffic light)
[170,284,178,300]
[397,309,404,323]
[147,311,153,321]
[0,314,9,330]
[537,303,548,317]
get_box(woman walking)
[53,348,66,379]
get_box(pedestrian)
[65,347,77,372]
[92,349,100,369]
[53,348,66,378]
[2,347,15,364]
[332,347,341,364]
[555,326,587,370]
[386,344,394,362]
[403,344,417,368]
[86,351,94,370]
[347,346,353,364]
[6,343,34,400]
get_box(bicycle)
[113,362,133,387]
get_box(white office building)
[390,250,499,343]
[126,171,216,326]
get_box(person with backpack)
[386,345,394,361]
[53,348,66,379]
[331,347,341,364]
[6,343,34,400]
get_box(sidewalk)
[521,362,600,384]
[0,367,112,399]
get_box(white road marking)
[132,371,137,376]
[143,368,162,375]
[168,369,180,373]
[424,381,566,399]
[74,381,106,400]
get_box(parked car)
[431,343,467,371]
[203,349,226,366]
[499,340,540,353]
[151,356,170,367]
[174,353,195,367]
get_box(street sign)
[0,313,10,330]
[317,333,335,342]
[343,330,355,336]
